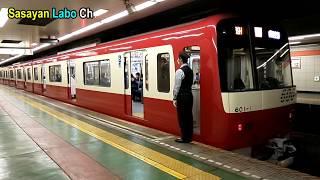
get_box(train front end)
[216,19,296,150]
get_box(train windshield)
[254,30,292,89]
[217,19,293,92]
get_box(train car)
[4,14,296,150]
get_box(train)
[0,14,296,150]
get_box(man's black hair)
[179,52,190,63]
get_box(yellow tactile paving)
[18,95,220,180]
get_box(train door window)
[184,46,201,134]
[17,69,22,79]
[10,70,13,79]
[131,50,144,118]
[145,54,149,91]
[34,67,39,81]
[84,61,99,85]
[23,69,26,81]
[157,53,170,93]
[100,60,111,87]
[27,68,31,80]
[68,61,76,99]
[49,65,62,82]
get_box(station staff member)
[173,52,194,143]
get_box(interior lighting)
[94,9,109,17]
[0,8,9,28]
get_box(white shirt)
[173,63,188,100]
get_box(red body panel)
[9,80,16,87]
[25,82,33,92]
[16,81,25,89]
[33,83,43,95]
[43,85,69,102]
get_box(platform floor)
[0,85,318,180]
[297,92,320,105]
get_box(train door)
[185,46,201,134]
[68,61,76,99]
[23,68,26,88]
[42,65,46,92]
[124,50,146,118]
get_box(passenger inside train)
[131,72,143,102]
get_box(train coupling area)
[0,85,317,180]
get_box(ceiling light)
[289,33,320,41]
[33,43,50,52]
[289,41,301,45]
[101,10,129,24]
[58,22,103,42]
[0,8,9,28]
[94,9,109,17]
[0,48,33,55]
[135,1,157,11]
[0,55,24,65]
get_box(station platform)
[297,92,320,105]
[0,85,318,180]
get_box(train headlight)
[237,123,243,132]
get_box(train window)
[145,54,149,91]
[34,67,39,81]
[17,69,22,79]
[49,65,62,82]
[84,61,99,85]
[184,46,201,87]
[100,60,111,87]
[157,53,170,93]
[27,68,31,80]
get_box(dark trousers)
[177,93,193,142]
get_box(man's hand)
[173,100,177,107]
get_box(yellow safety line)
[18,95,220,180]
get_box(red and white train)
[0,14,296,150]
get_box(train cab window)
[100,60,111,87]
[218,22,254,92]
[84,61,99,86]
[27,68,31,80]
[34,67,39,81]
[254,28,293,89]
[49,65,62,82]
[157,53,170,93]
[17,69,22,79]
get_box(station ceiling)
[0,0,319,65]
